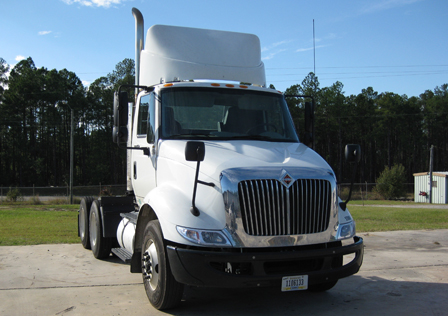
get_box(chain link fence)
[0,184,127,204]
[0,183,416,204]
[338,183,415,201]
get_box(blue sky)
[1,0,447,97]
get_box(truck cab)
[78,8,363,311]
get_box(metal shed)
[413,172,448,204]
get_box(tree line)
[284,73,448,184]
[0,57,133,187]
[0,57,446,187]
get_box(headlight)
[336,221,356,240]
[177,226,232,247]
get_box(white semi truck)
[78,8,363,310]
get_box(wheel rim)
[90,212,97,247]
[142,240,159,291]
[79,207,86,239]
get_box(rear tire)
[79,197,94,249]
[89,200,112,259]
[142,220,183,310]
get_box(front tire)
[89,200,112,259]
[79,197,94,249]
[142,220,183,310]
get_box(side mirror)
[185,141,205,162]
[345,144,361,163]
[283,95,315,149]
[304,101,314,149]
[113,91,129,144]
[185,141,209,217]
[341,144,361,210]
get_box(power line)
[269,70,448,77]
[269,70,448,83]
[266,64,448,70]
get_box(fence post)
[429,145,434,204]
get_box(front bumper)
[167,236,363,288]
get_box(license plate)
[281,275,308,292]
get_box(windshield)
[160,87,299,142]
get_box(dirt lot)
[1,229,447,316]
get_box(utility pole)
[70,108,74,204]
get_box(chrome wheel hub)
[142,241,159,290]
[90,213,97,247]
[79,209,86,239]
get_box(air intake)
[238,179,332,236]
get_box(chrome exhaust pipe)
[127,8,144,192]
[132,8,144,88]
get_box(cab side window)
[137,94,155,143]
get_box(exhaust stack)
[132,8,144,89]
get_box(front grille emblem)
[280,170,294,188]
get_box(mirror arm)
[197,180,215,187]
[190,160,201,216]
[185,142,214,216]
[114,84,154,154]
[118,84,153,95]
[117,142,150,156]
[340,160,358,211]
[340,144,361,211]
[191,168,216,216]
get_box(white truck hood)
[158,140,334,182]
[154,140,340,247]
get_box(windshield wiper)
[228,135,296,142]
[167,134,214,139]
[228,135,273,141]
[166,134,188,139]
[167,134,294,142]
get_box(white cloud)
[261,40,293,60]
[262,40,293,53]
[359,0,421,14]
[38,31,52,36]
[296,47,313,53]
[313,33,338,44]
[325,33,338,40]
[262,49,287,61]
[61,0,124,8]
[296,45,326,53]
[15,55,26,61]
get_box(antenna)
[313,19,316,75]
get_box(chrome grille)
[238,179,332,236]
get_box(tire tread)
[142,220,183,310]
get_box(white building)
[413,172,448,204]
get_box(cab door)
[132,92,157,205]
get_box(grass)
[0,201,447,246]
[0,204,79,246]
[349,204,448,232]
[350,200,417,205]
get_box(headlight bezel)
[176,226,233,247]
[335,221,356,240]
